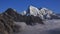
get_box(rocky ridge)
[0,8,44,34]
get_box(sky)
[0,0,60,13]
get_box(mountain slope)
[1,8,44,25]
[0,8,44,34]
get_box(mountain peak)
[39,7,53,14]
[29,5,38,9]
[5,8,16,13]
[42,7,48,9]
[2,8,19,19]
[22,5,54,19]
[21,11,27,15]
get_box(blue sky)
[0,0,60,13]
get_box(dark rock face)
[0,8,44,34]
[51,15,60,19]
[2,8,44,25]
[24,15,44,25]
[0,14,21,34]
[0,15,13,34]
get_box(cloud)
[14,19,60,34]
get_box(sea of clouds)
[14,19,60,34]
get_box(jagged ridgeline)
[0,5,60,34]
[0,8,44,34]
[22,6,60,19]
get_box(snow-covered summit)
[21,5,57,19]
[39,7,54,19]
[21,11,27,15]
[40,8,53,15]
[29,5,40,16]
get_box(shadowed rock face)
[0,15,13,34]
[23,15,44,25]
[50,15,60,19]
[0,8,44,34]
[2,8,44,25]
[0,14,21,34]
